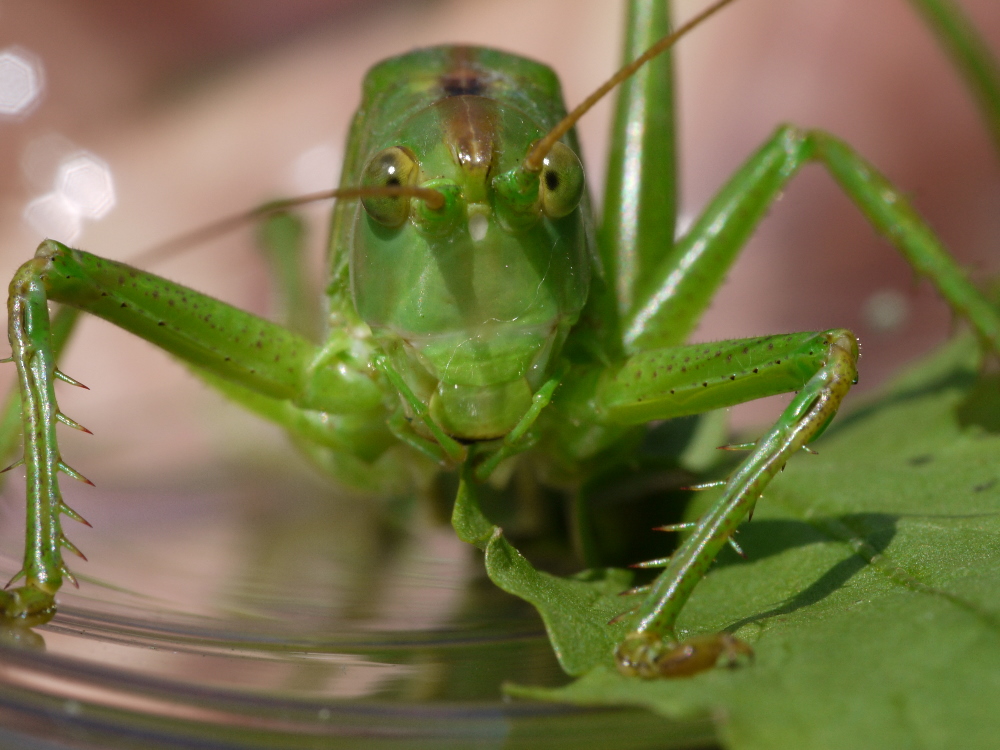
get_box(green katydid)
[3,0,1000,681]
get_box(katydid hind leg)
[595,123,1000,676]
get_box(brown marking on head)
[439,96,498,178]
[440,46,489,98]
[436,49,500,201]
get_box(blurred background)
[0,0,997,616]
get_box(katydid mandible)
[4,0,1000,679]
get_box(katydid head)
[347,48,594,440]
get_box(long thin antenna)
[132,185,444,266]
[523,0,738,172]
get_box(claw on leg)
[615,630,753,678]
[0,587,56,628]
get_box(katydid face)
[349,48,591,439]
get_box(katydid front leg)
[600,329,858,677]
[2,240,384,622]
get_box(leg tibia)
[4,264,79,620]
[812,131,1000,351]
[615,330,858,677]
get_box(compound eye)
[361,146,419,227]
[539,141,584,219]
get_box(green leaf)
[485,534,634,676]
[497,336,1000,749]
[453,458,639,675]
[451,463,497,549]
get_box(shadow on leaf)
[955,372,1000,433]
[722,512,898,630]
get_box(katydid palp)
[2,0,1000,681]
